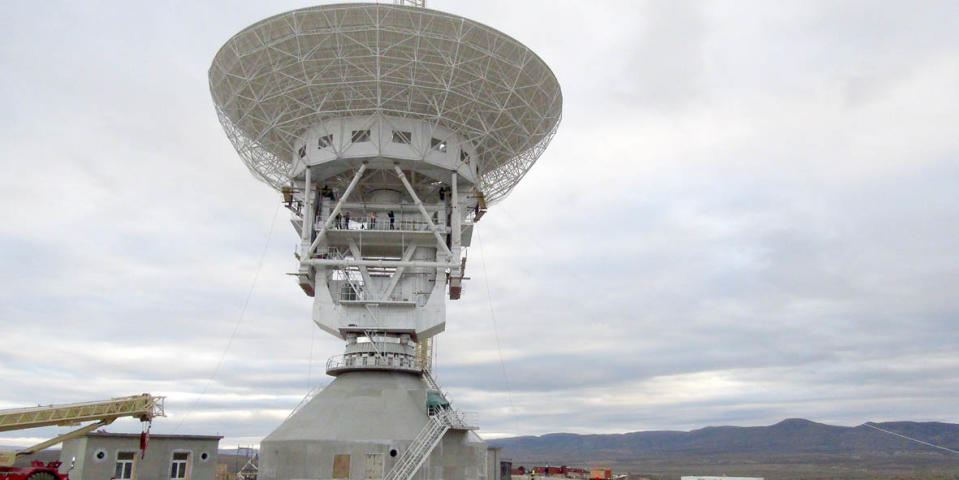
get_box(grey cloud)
[2,0,959,447]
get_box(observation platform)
[316,220,473,252]
[431,408,479,431]
[325,225,439,246]
[326,353,422,376]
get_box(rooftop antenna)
[209,3,561,480]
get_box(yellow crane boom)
[0,394,164,466]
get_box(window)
[431,138,447,152]
[171,452,190,479]
[115,452,135,480]
[460,149,471,164]
[351,130,371,142]
[341,283,358,301]
[318,134,333,149]
[392,130,411,144]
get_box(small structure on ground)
[60,432,221,480]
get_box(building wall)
[485,448,500,480]
[60,434,220,480]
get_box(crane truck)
[0,394,165,480]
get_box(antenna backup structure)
[209,3,561,480]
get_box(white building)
[60,432,221,480]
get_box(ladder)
[383,415,448,480]
[423,369,442,395]
[286,385,324,420]
[416,337,434,374]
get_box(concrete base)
[259,371,488,480]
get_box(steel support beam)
[393,165,454,259]
[301,167,313,245]
[304,258,458,269]
[382,245,417,300]
[451,172,461,259]
[17,419,113,458]
[305,164,368,258]
[348,238,374,297]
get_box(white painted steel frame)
[305,163,368,257]
[209,3,562,204]
[393,165,453,259]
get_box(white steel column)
[393,165,454,259]
[451,172,461,257]
[382,245,417,300]
[301,167,313,246]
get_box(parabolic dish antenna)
[210,3,562,203]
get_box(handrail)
[323,218,442,233]
[326,354,423,374]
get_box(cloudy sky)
[2,0,958,449]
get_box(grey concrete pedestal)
[259,371,487,480]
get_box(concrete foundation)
[259,371,487,480]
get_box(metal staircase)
[383,414,448,480]
[286,385,324,420]
[381,372,482,480]
[423,371,476,430]
[423,369,442,392]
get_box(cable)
[475,228,517,432]
[173,202,282,432]
[307,323,317,389]
[863,422,959,454]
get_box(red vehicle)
[0,460,69,480]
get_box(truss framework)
[210,3,562,204]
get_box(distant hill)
[489,418,959,463]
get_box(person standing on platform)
[369,211,377,230]
[344,211,350,230]
[388,210,395,230]
[335,213,342,229]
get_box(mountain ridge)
[489,418,959,462]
